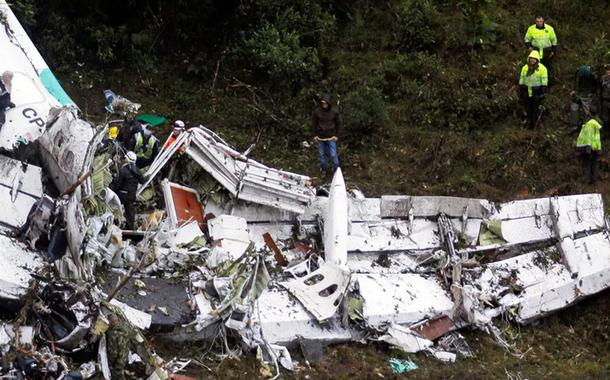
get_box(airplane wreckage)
[2,2,610,379]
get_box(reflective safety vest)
[524,24,557,59]
[576,118,602,151]
[134,133,158,159]
[519,63,548,97]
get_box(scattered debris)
[388,358,418,374]
[2,3,610,378]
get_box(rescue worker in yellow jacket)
[524,15,558,74]
[576,106,603,185]
[518,50,548,129]
[133,126,159,169]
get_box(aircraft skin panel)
[0,1,74,150]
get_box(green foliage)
[37,12,79,68]
[9,0,37,28]
[342,85,390,149]
[392,0,441,52]
[589,33,610,73]
[241,23,321,87]
[238,0,335,41]
[87,24,121,64]
[450,0,499,50]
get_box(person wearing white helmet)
[110,151,147,230]
[162,120,186,150]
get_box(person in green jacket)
[576,106,603,184]
[518,50,548,129]
[524,15,558,75]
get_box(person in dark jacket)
[0,71,16,128]
[110,151,146,230]
[312,94,341,173]
[570,64,599,129]
[117,113,142,151]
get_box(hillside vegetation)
[12,0,610,199]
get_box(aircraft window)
[62,150,74,169]
[54,131,65,148]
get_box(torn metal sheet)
[345,252,420,274]
[185,127,315,213]
[38,107,103,195]
[169,220,204,247]
[0,234,43,302]
[429,349,457,363]
[108,299,153,331]
[64,194,88,278]
[462,230,610,324]
[142,127,315,213]
[0,2,74,151]
[381,195,494,219]
[250,287,356,346]
[355,273,454,329]
[208,215,250,261]
[411,316,456,341]
[561,232,610,285]
[192,292,220,332]
[160,180,205,228]
[0,155,43,228]
[205,195,382,224]
[485,194,605,246]
[36,282,96,353]
[280,263,350,322]
[378,323,433,353]
[0,324,34,347]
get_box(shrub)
[448,0,499,50]
[241,23,321,87]
[589,33,610,74]
[342,85,390,149]
[392,0,441,52]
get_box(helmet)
[125,151,137,163]
[528,50,541,62]
[174,120,185,129]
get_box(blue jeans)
[318,140,339,170]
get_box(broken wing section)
[462,194,610,325]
